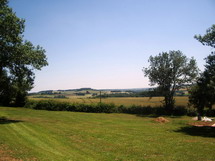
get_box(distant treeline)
[94,90,187,98]
[33,95,68,99]
[94,90,163,98]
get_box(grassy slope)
[0,106,215,161]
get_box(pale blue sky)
[9,0,215,92]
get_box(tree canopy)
[143,50,198,113]
[0,0,48,106]
[189,24,215,119]
[194,24,215,48]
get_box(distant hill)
[28,87,188,97]
[29,88,152,95]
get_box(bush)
[186,107,198,116]
[25,100,117,113]
[118,104,165,115]
[172,106,187,116]
[205,109,215,117]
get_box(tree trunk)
[197,114,202,121]
[0,66,3,95]
[197,106,204,121]
[0,65,3,81]
[164,94,175,114]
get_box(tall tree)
[189,53,215,119]
[189,24,215,119]
[143,50,198,113]
[0,0,48,106]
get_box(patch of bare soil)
[154,117,169,123]
[189,121,215,127]
[0,145,22,161]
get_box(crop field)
[29,96,189,107]
[0,106,215,161]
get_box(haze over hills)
[29,86,188,98]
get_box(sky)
[9,0,215,92]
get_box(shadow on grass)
[0,117,23,124]
[175,125,215,138]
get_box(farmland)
[1,1,214,161]
[28,88,191,108]
[29,94,189,108]
[0,106,215,161]
[29,96,189,107]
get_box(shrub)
[186,107,198,116]
[25,100,117,113]
[24,100,37,109]
[118,105,165,115]
[205,109,215,117]
[96,103,116,113]
[172,106,187,116]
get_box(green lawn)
[0,106,214,161]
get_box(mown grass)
[0,106,215,161]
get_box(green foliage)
[189,53,215,116]
[189,25,215,119]
[24,100,206,116]
[118,105,166,115]
[194,24,215,48]
[186,106,198,116]
[25,100,117,113]
[189,85,206,116]
[138,89,163,97]
[0,0,48,106]
[0,70,14,106]
[119,104,194,116]
[93,92,136,98]
[143,50,198,113]
[103,90,163,97]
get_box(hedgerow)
[24,100,215,116]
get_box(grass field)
[29,96,189,107]
[0,106,215,161]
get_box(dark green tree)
[143,50,198,113]
[0,69,14,106]
[189,53,215,120]
[0,0,48,106]
[194,24,215,48]
[203,53,215,110]
[189,24,215,120]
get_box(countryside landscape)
[29,87,189,107]
[0,0,215,161]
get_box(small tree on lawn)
[143,50,198,113]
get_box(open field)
[29,96,189,107]
[0,106,215,161]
